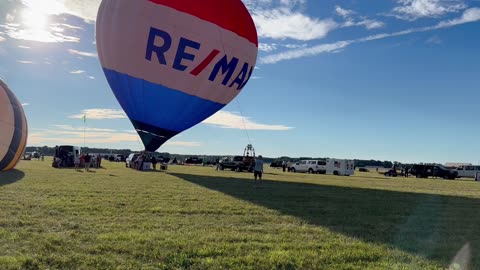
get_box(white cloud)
[55,23,83,30]
[357,19,385,30]
[342,18,385,30]
[335,6,355,18]
[259,43,278,52]
[261,7,480,64]
[70,70,85,74]
[19,0,100,22]
[391,0,467,20]
[1,1,82,43]
[28,125,201,148]
[28,128,139,145]
[0,36,5,42]
[253,8,338,41]
[261,41,351,64]
[17,60,34,64]
[18,45,30,49]
[21,103,30,106]
[6,13,15,22]
[426,35,443,44]
[69,109,127,120]
[259,42,309,52]
[62,0,101,22]
[2,22,81,43]
[335,6,385,30]
[68,49,97,58]
[87,76,95,80]
[278,0,306,8]
[54,125,115,132]
[436,7,480,26]
[283,43,308,49]
[202,111,292,131]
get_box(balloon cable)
[235,99,252,146]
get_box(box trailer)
[326,158,355,176]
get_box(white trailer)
[326,158,355,176]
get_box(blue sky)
[0,0,479,164]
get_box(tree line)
[26,146,395,168]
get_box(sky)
[0,0,479,164]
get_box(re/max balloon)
[0,80,28,171]
[96,0,258,152]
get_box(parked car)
[270,160,284,168]
[410,164,458,179]
[454,165,480,178]
[219,156,254,172]
[384,170,398,177]
[185,156,203,164]
[290,160,326,174]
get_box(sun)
[22,9,48,30]
[15,0,65,43]
[18,8,53,42]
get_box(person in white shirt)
[254,155,264,184]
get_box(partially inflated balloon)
[96,0,258,152]
[0,80,28,171]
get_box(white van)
[455,165,480,178]
[290,160,326,174]
[326,158,355,176]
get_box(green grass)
[1,159,480,269]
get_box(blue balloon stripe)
[103,68,225,133]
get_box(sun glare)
[7,0,75,43]
[18,9,52,42]
[22,9,48,29]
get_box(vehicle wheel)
[235,166,240,172]
[333,171,339,176]
[219,165,224,171]
[291,168,296,173]
[308,168,313,174]
[416,174,422,178]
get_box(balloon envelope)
[0,80,28,171]
[96,0,258,152]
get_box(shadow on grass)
[172,173,480,269]
[0,169,25,186]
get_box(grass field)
[1,159,480,269]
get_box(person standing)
[215,158,220,171]
[254,155,264,185]
[84,153,91,172]
[151,156,157,171]
[282,160,286,172]
[74,154,80,170]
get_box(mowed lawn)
[1,159,480,269]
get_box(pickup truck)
[219,156,254,172]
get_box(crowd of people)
[53,152,101,171]
[128,152,168,171]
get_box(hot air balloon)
[0,80,28,171]
[96,0,258,152]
